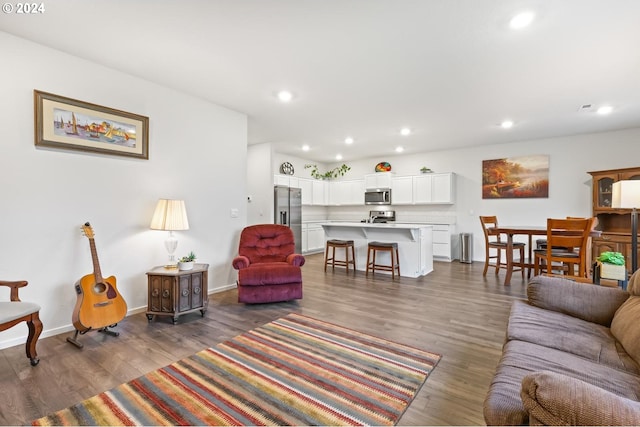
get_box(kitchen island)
[321,222,433,278]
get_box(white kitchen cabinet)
[273,174,300,189]
[307,224,325,253]
[329,179,364,205]
[391,176,414,204]
[365,172,393,189]
[299,178,313,205]
[302,222,325,254]
[431,173,455,203]
[312,180,328,205]
[413,173,455,204]
[431,224,457,261]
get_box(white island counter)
[321,222,433,278]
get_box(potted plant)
[304,164,350,180]
[420,167,433,174]
[178,251,197,271]
[597,251,626,280]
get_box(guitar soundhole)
[93,282,107,293]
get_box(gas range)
[361,210,396,223]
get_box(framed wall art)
[482,154,549,199]
[34,90,149,159]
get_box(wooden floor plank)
[0,255,528,425]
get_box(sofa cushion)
[521,371,640,426]
[237,262,302,286]
[612,296,640,366]
[483,340,640,426]
[508,300,640,374]
[527,275,629,326]
[611,271,640,365]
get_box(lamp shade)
[612,181,640,209]
[149,199,189,230]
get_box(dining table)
[490,225,601,285]
[489,225,547,285]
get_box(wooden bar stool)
[366,241,400,279]
[324,239,356,274]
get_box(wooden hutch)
[588,167,640,274]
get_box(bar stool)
[366,241,400,279]
[324,239,356,274]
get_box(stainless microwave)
[364,188,391,205]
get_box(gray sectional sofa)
[484,271,640,425]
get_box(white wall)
[0,32,248,349]
[246,143,274,224]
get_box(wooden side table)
[146,263,209,324]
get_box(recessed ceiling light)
[509,11,535,29]
[302,144,310,151]
[395,146,404,153]
[501,120,514,129]
[345,137,354,145]
[277,90,293,103]
[400,127,411,136]
[336,154,343,160]
[597,105,613,115]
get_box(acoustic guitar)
[71,222,127,332]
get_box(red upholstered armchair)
[232,224,305,303]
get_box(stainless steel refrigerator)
[274,185,302,254]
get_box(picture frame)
[34,90,149,159]
[482,154,549,199]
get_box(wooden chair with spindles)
[479,216,526,277]
[533,217,594,278]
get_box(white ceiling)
[2,0,640,163]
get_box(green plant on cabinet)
[304,164,351,180]
[178,251,197,263]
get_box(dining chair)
[479,216,526,277]
[533,217,594,278]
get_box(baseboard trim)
[0,282,238,350]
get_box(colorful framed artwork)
[482,154,549,199]
[34,90,149,159]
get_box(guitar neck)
[88,238,104,283]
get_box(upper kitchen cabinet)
[299,178,313,205]
[391,176,414,204]
[273,174,299,188]
[329,179,364,205]
[312,179,328,205]
[413,172,456,204]
[365,172,393,189]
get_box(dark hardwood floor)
[0,255,529,426]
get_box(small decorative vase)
[178,261,194,271]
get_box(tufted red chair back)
[238,224,296,264]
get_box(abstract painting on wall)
[482,155,549,199]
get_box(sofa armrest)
[521,371,640,426]
[287,254,306,267]
[232,256,250,270]
[527,275,629,326]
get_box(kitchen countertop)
[321,222,433,229]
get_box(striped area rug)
[33,313,441,426]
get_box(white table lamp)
[150,199,189,268]
[612,180,640,273]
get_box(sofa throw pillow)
[611,295,640,365]
[627,269,640,296]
